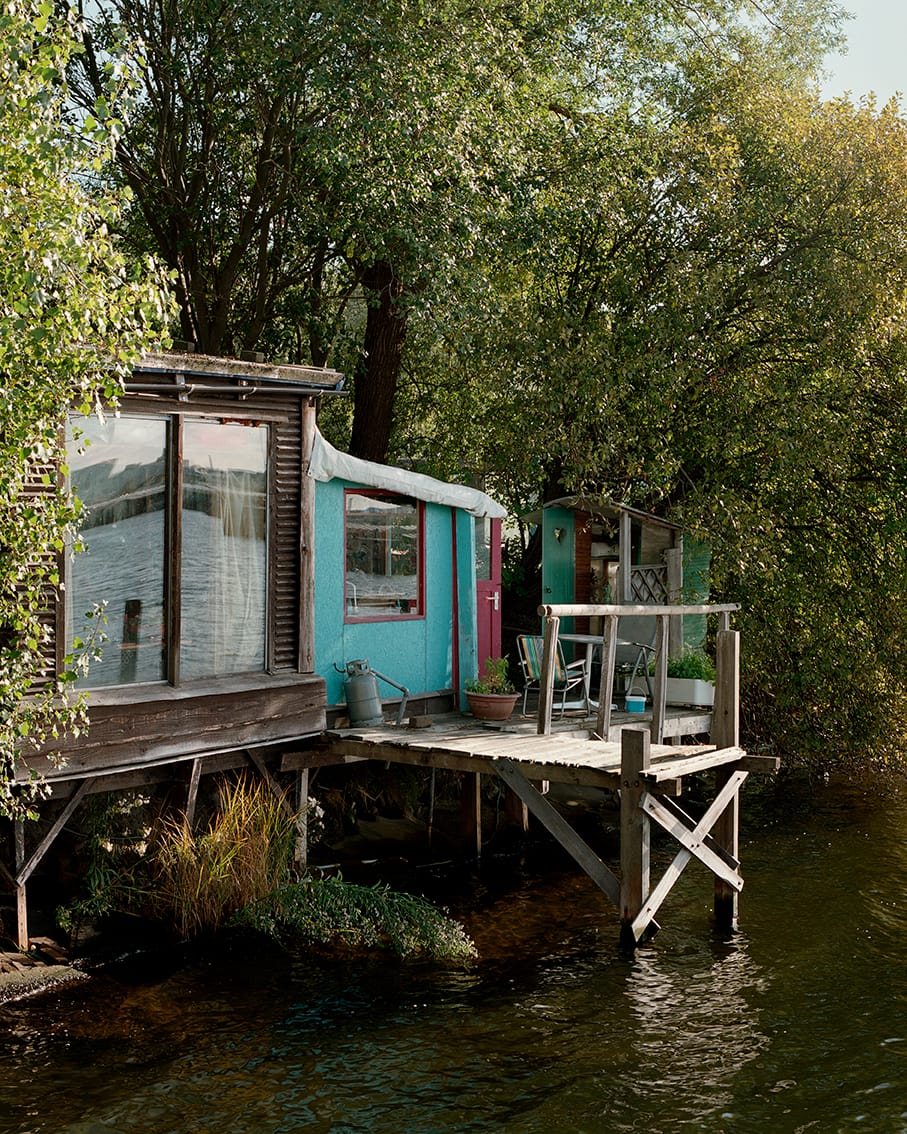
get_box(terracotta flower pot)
[465,691,519,721]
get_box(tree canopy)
[0,0,170,819]
[53,0,907,765]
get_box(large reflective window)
[67,416,167,687]
[180,420,268,677]
[344,491,422,620]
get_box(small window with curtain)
[344,490,424,620]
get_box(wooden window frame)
[66,408,275,689]
[343,488,426,624]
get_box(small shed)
[22,351,347,783]
[307,431,506,715]
[535,496,710,654]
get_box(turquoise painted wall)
[314,479,478,706]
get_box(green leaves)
[0,0,172,819]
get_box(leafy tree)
[69,0,592,459]
[0,0,171,819]
[419,67,907,764]
[69,0,843,462]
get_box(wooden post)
[651,614,670,745]
[595,614,619,741]
[713,629,740,750]
[14,821,27,951]
[536,615,559,736]
[298,400,317,673]
[713,629,741,928]
[295,768,310,869]
[620,727,651,950]
[185,757,203,828]
[665,545,683,657]
[460,772,482,860]
[503,787,529,833]
[619,510,633,602]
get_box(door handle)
[485,591,500,610]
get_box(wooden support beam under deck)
[619,727,652,949]
[495,760,620,907]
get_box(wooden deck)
[322,668,779,949]
[321,714,765,793]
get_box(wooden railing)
[535,603,740,744]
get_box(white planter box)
[665,677,715,707]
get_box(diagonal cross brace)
[630,769,748,941]
[495,759,621,908]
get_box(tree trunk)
[349,260,407,464]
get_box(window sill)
[81,671,323,707]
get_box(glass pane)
[180,420,268,678]
[67,415,167,687]
[475,517,492,580]
[345,491,421,618]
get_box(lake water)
[1,773,905,1133]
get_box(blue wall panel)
[314,479,476,707]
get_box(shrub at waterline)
[153,775,298,939]
[234,876,477,964]
[152,775,476,963]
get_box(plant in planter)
[664,650,716,707]
[465,657,519,721]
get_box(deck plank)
[323,718,757,791]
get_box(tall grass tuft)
[154,774,297,939]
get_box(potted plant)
[664,650,716,707]
[465,657,519,721]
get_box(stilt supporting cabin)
[6,596,775,952]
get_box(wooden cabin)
[533,496,710,655]
[4,351,510,948]
[19,351,346,786]
[308,431,506,716]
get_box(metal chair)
[615,636,656,701]
[516,634,588,716]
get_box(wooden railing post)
[537,615,560,736]
[713,629,740,750]
[595,614,619,740]
[620,726,651,950]
[651,614,670,744]
[713,628,741,928]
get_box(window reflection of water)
[70,508,266,688]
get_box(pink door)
[475,517,502,671]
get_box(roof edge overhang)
[130,351,347,395]
[524,495,682,530]
[308,429,507,519]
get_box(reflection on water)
[1,775,907,1133]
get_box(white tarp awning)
[308,429,506,519]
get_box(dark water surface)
[2,775,906,1133]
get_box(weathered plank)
[643,746,746,782]
[16,781,91,887]
[641,793,743,890]
[620,727,651,947]
[630,770,748,941]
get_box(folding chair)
[615,632,656,702]
[516,634,588,716]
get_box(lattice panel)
[631,565,667,603]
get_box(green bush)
[665,651,716,682]
[234,874,477,964]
